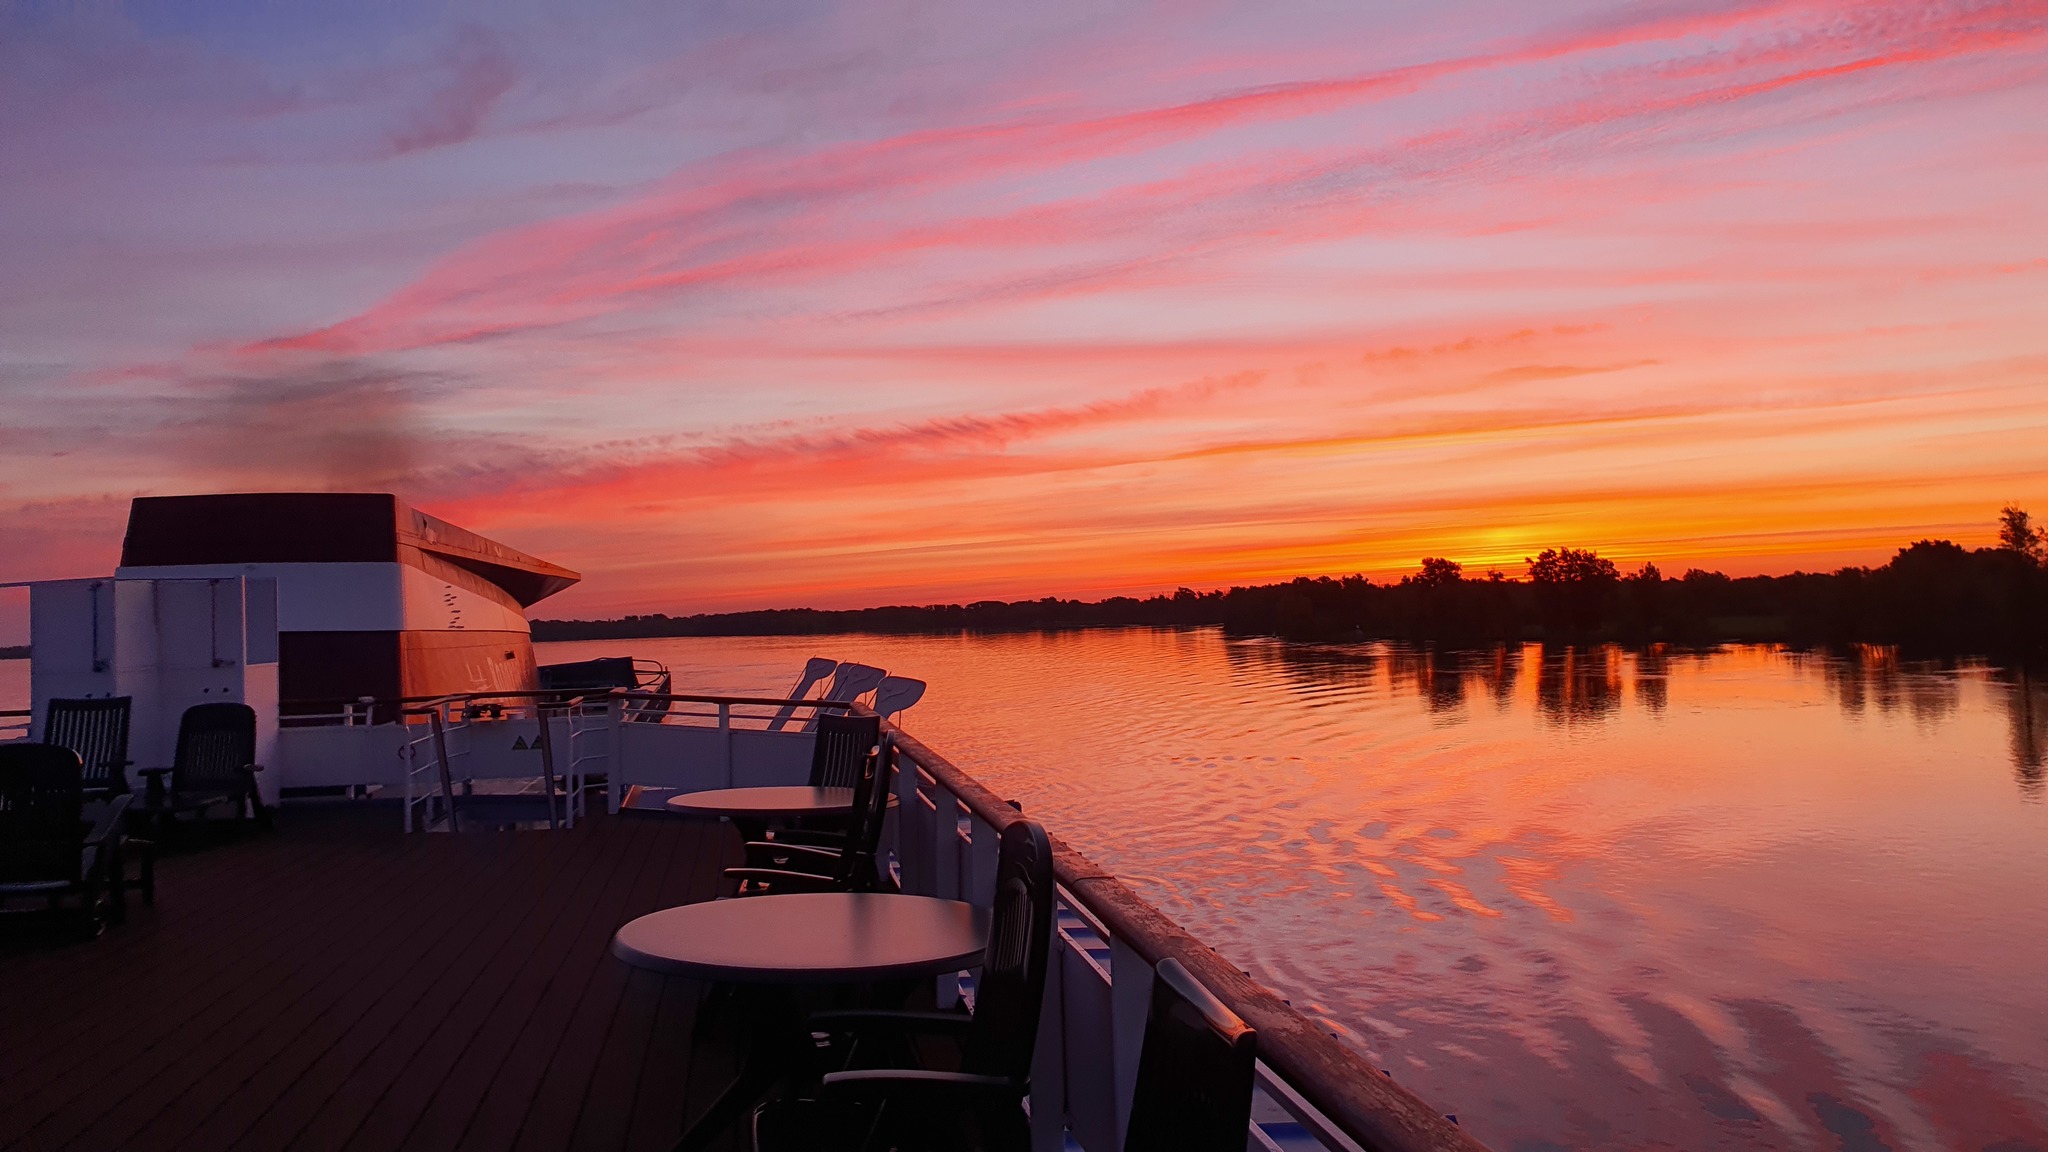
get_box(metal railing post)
[532,701,561,831]
[429,706,459,833]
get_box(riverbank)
[534,538,2048,657]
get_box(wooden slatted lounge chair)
[751,819,1056,1152]
[0,742,133,938]
[41,696,134,800]
[136,702,269,838]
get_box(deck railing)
[392,693,606,832]
[0,708,28,742]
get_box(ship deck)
[0,805,769,1152]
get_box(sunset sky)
[3,0,2046,621]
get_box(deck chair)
[809,713,883,789]
[752,819,1056,1152]
[1124,958,1259,1152]
[765,658,840,732]
[871,677,926,722]
[0,743,132,936]
[789,663,889,736]
[41,696,134,799]
[137,703,269,835]
[822,663,886,706]
[725,741,894,895]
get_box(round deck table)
[664,785,894,843]
[612,893,987,1150]
[613,892,988,982]
[664,785,856,821]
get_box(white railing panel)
[277,724,414,788]
[615,723,728,793]
[1059,928,1118,1152]
[727,728,814,785]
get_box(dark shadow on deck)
[0,804,747,1152]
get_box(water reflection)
[1822,644,1962,724]
[1535,644,1624,725]
[1390,648,1466,716]
[1999,669,2046,800]
[1634,645,1670,713]
[1465,644,1520,709]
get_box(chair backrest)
[962,819,1056,1081]
[871,676,927,721]
[173,703,258,794]
[42,696,132,795]
[765,658,840,733]
[808,712,882,789]
[0,743,86,884]
[830,740,895,891]
[822,662,887,703]
[1123,958,1259,1152]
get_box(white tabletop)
[664,786,854,818]
[611,893,989,983]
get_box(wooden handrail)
[288,690,859,712]
[883,720,1488,1152]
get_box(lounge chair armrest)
[84,794,133,849]
[722,867,839,893]
[818,1069,1023,1104]
[767,827,849,847]
[742,841,844,861]
[806,1009,973,1037]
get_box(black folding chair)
[752,819,1057,1152]
[725,741,895,895]
[0,742,133,937]
[137,703,269,837]
[41,696,133,800]
[1124,958,1259,1152]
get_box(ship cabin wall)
[29,575,280,804]
[110,561,540,713]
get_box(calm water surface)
[537,631,2048,1152]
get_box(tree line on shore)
[532,507,2048,658]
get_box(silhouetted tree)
[1409,557,1463,587]
[1527,547,1621,632]
[2000,505,2044,563]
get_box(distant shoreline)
[531,537,2048,659]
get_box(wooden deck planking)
[2,833,449,1146]
[0,803,750,1152]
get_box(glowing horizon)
[3,1,2045,621]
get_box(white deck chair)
[823,662,887,703]
[802,662,886,731]
[871,676,926,721]
[766,658,840,733]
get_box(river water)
[6,633,2044,1149]
[539,631,2048,1152]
